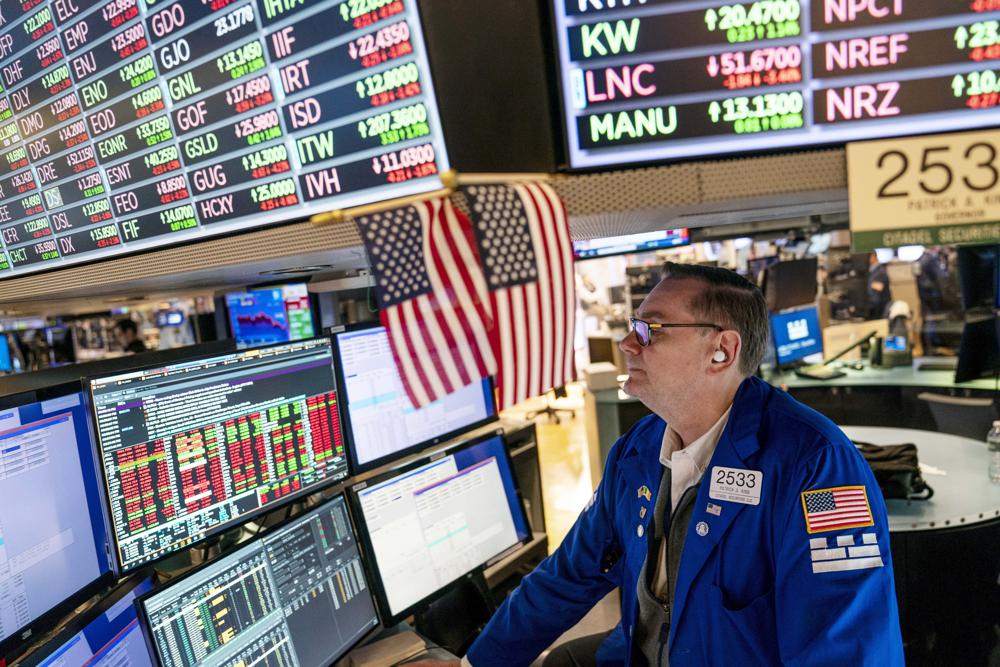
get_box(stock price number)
[370,143,436,183]
[339,0,404,28]
[873,141,999,199]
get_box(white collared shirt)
[660,406,732,513]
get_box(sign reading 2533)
[848,129,1000,252]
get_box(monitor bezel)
[0,381,118,664]
[330,321,499,474]
[347,428,531,625]
[134,492,381,667]
[17,572,154,667]
[84,336,351,575]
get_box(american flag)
[355,198,496,408]
[801,486,874,533]
[461,183,575,410]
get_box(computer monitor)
[21,577,154,667]
[0,383,114,660]
[0,334,12,373]
[138,494,379,667]
[771,306,823,367]
[225,284,316,347]
[955,316,1000,383]
[87,339,349,572]
[332,324,497,473]
[350,431,530,622]
[572,228,689,260]
[956,245,1000,311]
[763,258,818,312]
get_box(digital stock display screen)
[553,0,1000,169]
[0,0,448,278]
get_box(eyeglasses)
[628,317,722,347]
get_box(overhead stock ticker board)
[554,0,1000,169]
[0,0,448,277]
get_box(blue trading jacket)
[467,376,904,666]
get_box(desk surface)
[775,362,997,390]
[842,426,1000,532]
[588,361,999,401]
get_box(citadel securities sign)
[848,128,1000,251]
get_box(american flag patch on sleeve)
[801,485,874,533]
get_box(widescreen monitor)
[225,284,317,347]
[87,339,349,572]
[764,258,818,312]
[0,383,113,660]
[771,305,823,367]
[21,577,154,667]
[955,316,1000,384]
[956,245,999,311]
[572,229,689,260]
[350,431,530,622]
[333,324,497,472]
[0,0,449,280]
[138,494,378,667]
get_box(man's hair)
[660,262,769,376]
[115,319,138,336]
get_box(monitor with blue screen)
[771,306,823,367]
[333,323,497,472]
[21,577,154,667]
[0,383,113,661]
[0,335,11,373]
[350,431,529,622]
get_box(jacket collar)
[621,375,768,461]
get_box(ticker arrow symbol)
[704,8,717,32]
[707,56,719,77]
[955,25,969,50]
[952,73,966,97]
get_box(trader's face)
[619,278,718,419]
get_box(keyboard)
[794,365,847,381]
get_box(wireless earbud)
[712,350,726,363]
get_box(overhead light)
[260,265,332,276]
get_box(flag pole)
[308,170,554,226]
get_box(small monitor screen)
[764,258,818,312]
[88,339,349,572]
[0,386,112,653]
[884,335,907,352]
[226,284,316,347]
[0,336,11,373]
[771,306,823,367]
[140,495,378,667]
[23,578,154,667]
[334,325,496,472]
[352,433,529,621]
[572,228,689,260]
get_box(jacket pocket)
[708,584,779,664]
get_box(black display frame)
[0,380,119,664]
[0,0,453,283]
[330,320,499,474]
[347,428,530,626]
[546,1,1000,173]
[134,491,381,667]
[84,336,351,575]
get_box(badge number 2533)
[709,466,763,506]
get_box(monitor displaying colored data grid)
[0,0,449,278]
[552,0,1000,169]
[139,494,379,667]
[21,577,154,667]
[333,323,496,473]
[0,383,113,660]
[225,283,316,348]
[350,431,529,622]
[88,338,348,572]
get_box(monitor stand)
[414,571,496,655]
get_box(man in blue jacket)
[416,263,904,666]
